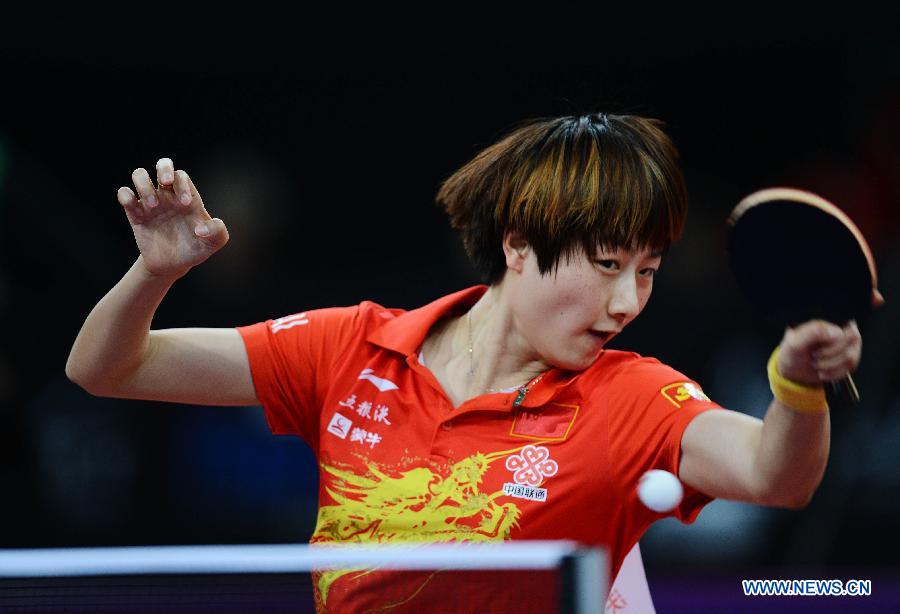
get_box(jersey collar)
[367,285,488,356]
[367,285,580,409]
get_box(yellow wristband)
[767,347,828,414]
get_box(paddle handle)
[826,374,860,408]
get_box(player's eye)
[640,268,658,278]
[595,259,618,271]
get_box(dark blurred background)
[1,3,898,591]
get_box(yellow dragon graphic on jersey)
[311,447,524,605]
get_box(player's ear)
[502,230,529,273]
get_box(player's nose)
[607,275,640,322]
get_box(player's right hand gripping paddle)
[727,187,885,408]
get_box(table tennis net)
[0,542,606,613]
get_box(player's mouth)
[588,330,616,344]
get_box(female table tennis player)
[66,113,861,612]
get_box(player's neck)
[468,287,549,391]
[422,285,549,407]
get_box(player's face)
[509,244,661,370]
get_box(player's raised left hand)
[777,319,862,386]
[116,157,229,281]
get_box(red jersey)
[237,286,720,612]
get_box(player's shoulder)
[301,300,406,332]
[596,349,716,407]
[587,349,683,380]
[581,350,698,396]
[262,300,406,341]
[579,350,715,415]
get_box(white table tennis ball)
[637,469,684,513]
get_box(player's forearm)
[66,256,180,395]
[753,398,830,509]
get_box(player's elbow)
[65,354,122,398]
[757,478,822,510]
[65,358,105,396]
[779,489,816,511]
[65,353,90,390]
[756,489,811,510]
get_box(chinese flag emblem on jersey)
[510,403,579,441]
[660,382,711,408]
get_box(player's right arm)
[66,157,259,406]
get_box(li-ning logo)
[505,445,558,486]
[270,313,309,333]
[358,368,399,392]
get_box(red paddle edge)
[728,187,885,310]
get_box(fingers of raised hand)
[156,158,192,209]
[194,217,229,246]
[156,158,175,190]
[173,170,194,206]
[131,167,158,210]
[117,186,144,221]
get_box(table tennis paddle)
[726,187,884,407]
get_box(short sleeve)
[236,306,362,449]
[606,358,722,524]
